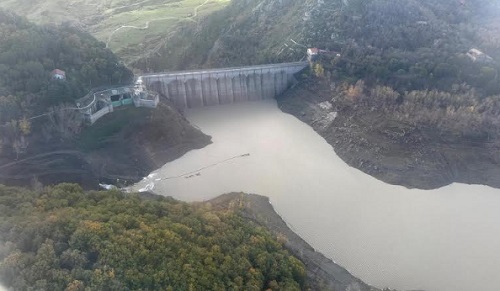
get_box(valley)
[133,99,500,291]
[2,1,500,290]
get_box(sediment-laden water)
[134,99,500,291]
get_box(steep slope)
[274,1,500,189]
[0,0,230,65]
[138,0,500,77]
[209,193,382,291]
[133,0,310,70]
[278,77,500,189]
[0,184,385,291]
[0,103,211,189]
[0,10,133,114]
[0,184,307,290]
[140,0,500,189]
[0,12,210,188]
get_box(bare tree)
[31,176,44,192]
[45,105,83,139]
[12,136,28,160]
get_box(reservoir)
[133,99,500,291]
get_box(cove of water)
[133,99,500,291]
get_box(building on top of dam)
[76,62,308,124]
[76,82,159,125]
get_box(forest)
[135,0,500,100]
[0,184,306,290]
[0,10,133,158]
[301,0,500,140]
[305,0,500,95]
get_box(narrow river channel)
[133,99,500,291]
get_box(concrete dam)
[137,62,309,109]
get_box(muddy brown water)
[133,99,500,291]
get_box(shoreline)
[209,193,383,291]
[0,103,211,189]
[277,80,500,190]
[138,191,385,291]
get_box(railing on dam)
[137,62,308,109]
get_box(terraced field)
[0,0,230,66]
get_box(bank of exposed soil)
[205,193,384,291]
[0,102,211,189]
[277,79,500,190]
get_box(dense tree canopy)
[0,10,132,120]
[0,184,306,290]
[148,0,500,97]
[296,0,500,141]
[0,10,133,157]
[305,0,500,95]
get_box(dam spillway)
[137,62,308,109]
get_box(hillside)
[0,184,307,290]
[141,0,500,189]
[274,1,500,188]
[0,103,211,189]
[0,0,230,65]
[0,10,132,162]
[3,0,500,189]
[137,0,500,78]
[133,0,308,70]
[0,10,133,117]
[0,184,384,291]
[0,12,211,188]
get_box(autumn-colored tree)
[313,63,325,78]
[0,184,307,290]
[18,117,31,135]
[345,80,365,102]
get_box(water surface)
[134,99,500,291]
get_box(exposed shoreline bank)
[141,191,384,291]
[0,103,211,189]
[277,79,500,190]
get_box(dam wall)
[137,62,308,109]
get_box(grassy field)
[0,0,230,67]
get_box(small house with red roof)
[51,69,66,80]
[307,48,320,57]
